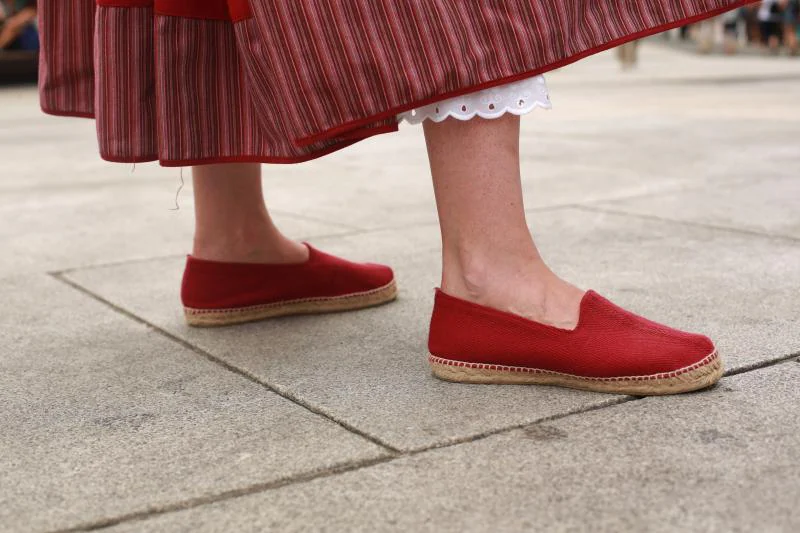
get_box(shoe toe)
[360,263,395,290]
[645,330,717,376]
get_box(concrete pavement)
[1,43,799,532]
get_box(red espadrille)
[428,289,722,395]
[181,244,397,327]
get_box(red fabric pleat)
[238,0,756,146]
[95,6,157,162]
[38,0,96,118]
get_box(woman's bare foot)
[192,228,309,265]
[191,163,309,264]
[441,245,584,330]
[425,115,584,330]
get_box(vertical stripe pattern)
[154,16,370,165]
[238,0,755,145]
[95,6,157,162]
[39,0,753,165]
[38,0,96,118]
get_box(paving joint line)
[50,230,370,277]
[334,202,577,235]
[45,203,572,280]
[569,172,768,210]
[49,396,639,533]
[724,351,800,377]
[41,339,798,532]
[44,273,800,531]
[47,455,397,533]
[50,272,403,456]
[270,209,365,232]
[48,349,800,532]
[53,254,186,276]
[402,395,634,455]
[574,204,800,244]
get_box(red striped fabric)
[239,0,756,146]
[95,6,157,162]
[153,15,384,165]
[38,0,96,118]
[39,0,755,166]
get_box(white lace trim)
[398,75,551,125]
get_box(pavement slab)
[597,173,800,239]
[0,275,388,533]
[63,207,800,453]
[62,246,623,454]
[2,41,799,532]
[106,362,800,533]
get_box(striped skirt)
[39,0,752,167]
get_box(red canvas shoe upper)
[428,289,716,378]
[181,244,394,310]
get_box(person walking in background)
[38,0,752,396]
[759,0,787,52]
[783,0,799,54]
[743,4,764,43]
[694,17,716,53]
[617,40,640,70]
[722,9,744,53]
[0,0,37,50]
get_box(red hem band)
[143,124,394,167]
[41,106,95,119]
[97,0,252,21]
[157,146,352,167]
[295,0,757,147]
[101,154,159,164]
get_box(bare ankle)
[441,243,544,300]
[192,228,308,264]
[440,244,583,329]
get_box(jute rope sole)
[429,350,723,396]
[185,280,398,327]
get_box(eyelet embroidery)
[398,75,551,125]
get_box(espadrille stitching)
[428,350,719,383]
[184,280,396,316]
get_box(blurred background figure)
[742,4,763,43]
[722,8,743,53]
[617,40,640,70]
[666,3,800,56]
[757,0,799,54]
[694,10,742,54]
[694,16,717,53]
[783,0,799,55]
[0,0,38,51]
[758,0,783,53]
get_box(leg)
[617,42,634,69]
[424,115,583,330]
[785,23,798,54]
[423,114,721,394]
[182,162,396,326]
[191,162,308,264]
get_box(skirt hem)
[97,124,398,166]
[295,0,756,148]
[41,106,95,119]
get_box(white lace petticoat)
[398,75,550,125]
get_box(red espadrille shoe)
[181,244,397,327]
[428,289,722,395]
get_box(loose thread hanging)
[170,167,184,211]
[130,163,136,174]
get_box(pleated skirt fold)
[38,0,753,166]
